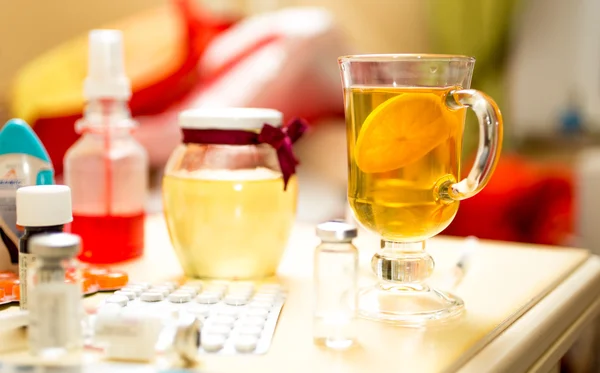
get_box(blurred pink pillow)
[134,7,351,168]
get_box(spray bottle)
[0,119,54,272]
[64,30,148,264]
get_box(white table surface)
[0,215,599,373]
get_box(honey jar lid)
[179,108,282,130]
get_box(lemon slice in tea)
[355,91,460,173]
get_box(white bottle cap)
[83,29,131,100]
[16,185,73,227]
[179,108,283,130]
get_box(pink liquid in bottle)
[72,212,144,263]
[64,30,148,264]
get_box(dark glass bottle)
[16,185,72,309]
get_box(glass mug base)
[357,239,464,326]
[358,283,464,326]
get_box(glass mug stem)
[438,89,503,202]
[373,241,433,283]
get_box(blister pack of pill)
[98,280,286,355]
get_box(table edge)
[457,255,600,373]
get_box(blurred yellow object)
[10,3,187,123]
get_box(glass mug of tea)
[338,54,502,325]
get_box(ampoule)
[313,220,358,349]
[28,233,82,358]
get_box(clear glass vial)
[313,220,358,349]
[28,233,83,358]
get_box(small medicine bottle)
[28,233,82,358]
[313,220,358,349]
[64,30,148,264]
[16,185,73,310]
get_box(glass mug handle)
[439,89,503,201]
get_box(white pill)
[224,295,248,306]
[121,287,142,297]
[229,282,254,291]
[185,304,211,317]
[253,293,277,302]
[161,282,178,291]
[212,315,236,326]
[140,292,164,302]
[202,291,225,300]
[168,292,192,303]
[185,280,204,287]
[248,301,272,310]
[242,316,267,327]
[127,282,150,290]
[218,307,240,317]
[258,283,282,292]
[181,283,203,291]
[143,288,169,298]
[246,308,269,319]
[123,284,145,291]
[105,295,129,307]
[172,289,195,297]
[150,286,172,296]
[196,292,221,304]
[238,325,263,337]
[204,283,228,293]
[204,290,225,299]
[140,289,169,299]
[234,335,259,353]
[228,290,254,299]
[175,287,198,297]
[201,334,226,352]
[229,287,253,294]
[113,290,136,300]
[256,288,281,295]
[204,325,231,336]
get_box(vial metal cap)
[174,313,202,366]
[316,220,357,242]
[29,233,81,259]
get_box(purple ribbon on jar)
[182,118,308,190]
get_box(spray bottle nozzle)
[83,29,131,100]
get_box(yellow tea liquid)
[163,169,297,278]
[345,86,466,241]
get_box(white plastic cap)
[83,29,131,100]
[16,185,73,227]
[179,108,283,130]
